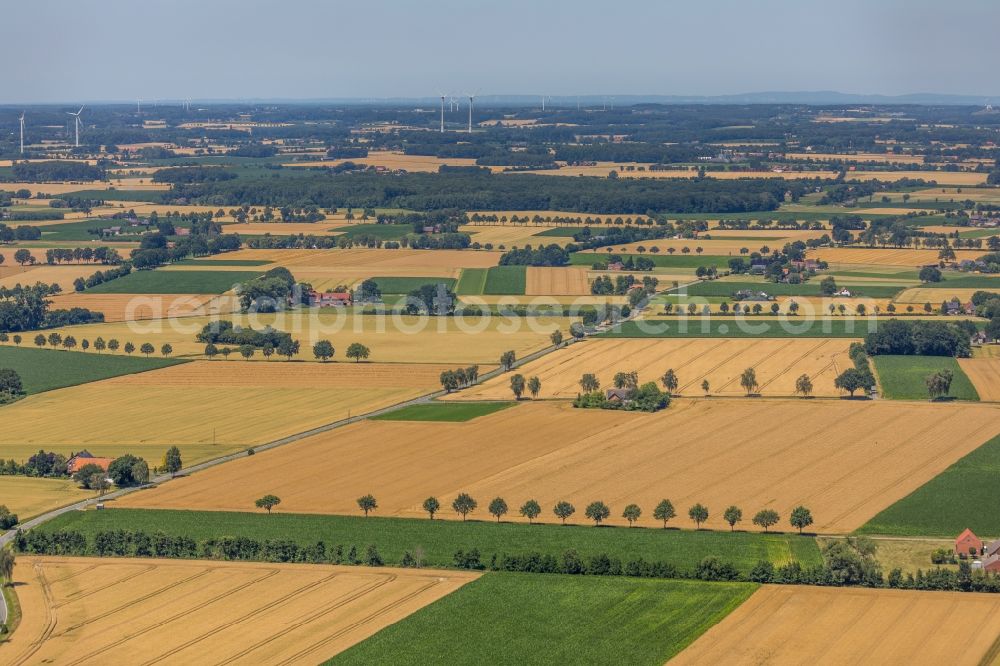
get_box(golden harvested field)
[672,585,1000,665]
[0,361,451,464]
[458,294,627,305]
[0,181,110,195]
[117,399,1000,533]
[897,286,1000,304]
[0,264,88,291]
[959,357,1000,401]
[219,247,502,270]
[809,247,986,266]
[220,222,347,236]
[449,338,855,399]
[785,151,925,164]
[847,170,988,186]
[287,150,490,172]
[26,311,558,362]
[525,267,591,295]
[7,556,478,666]
[703,229,828,239]
[47,293,237,322]
[0,477,91,519]
[908,187,1000,203]
[459,224,576,247]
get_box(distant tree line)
[1,161,105,183]
[864,319,974,357]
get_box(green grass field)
[872,355,979,401]
[918,275,1000,290]
[372,402,517,422]
[372,276,457,294]
[39,509,822,573]
[483,266,527,295]
[38,219,125,241]
[0,346,183,394]
[338,223,412,240]
[600,318,880,338]
[858,433,1000,537]
[331,574,757,666]
[86,269,262,294]
[680,280,902,299]
[829,269,920,280]
[570,253,731,269]
[455,268,489,295]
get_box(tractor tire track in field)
[270,579,443,666]
[755,338,829,393]
[10,562,58,666]
[140,571,351,666]
[63,567,283,666]
[54,564,157,608]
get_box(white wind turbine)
[466,92,478,134]
[19,112,25,155]
[67,106,84,147]
[438,92,446,132]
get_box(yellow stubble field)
[116,398,1000,533]
[459,224,576,247]
[0,264,90,291]
[809,247,986,266]
[847,170,988,186]
[672,585,1000,665]
[0,477,92,519]
[449,338,856,399]
[286,150,489,172]
[525,267,591,295]
[17,310,559,363]
[958,357,1000,401]
[896,286,1000,304]
[7,556,478,666]
[0,361,452,464]
[46,293,238,322]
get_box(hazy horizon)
[4,0,1000,104]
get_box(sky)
[4,0,1000,103]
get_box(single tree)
[926,369,954,400]
[0,548,14,586]
[205,343,219,360]
[752,509,780,532]
[452,492,478,520]
[689,503,709,529]
[553,500,576,524]
[723,505,743,531]
[12,335,21,346]
[519,499,541,524]
[277,337,298,361]
[124,342,135,355]
[740,367,759,396]
[62,335,77,350]
[423,496,440,519]
[488,497,509,522]
[239,344,254,360]
[161,343,173,357]
[527,375,542,399]
[701,379,710,395]
[93,337,106,353]
[139,342,154,357]
[834,368,870,397]
[34,334,45,347]
[262,342,274,360]
[579,373,600,393]
[357,494,378,516]
[346,342,370,362]
[550,330,564,347]
[499,350,516,371]
[795,374,813,398]
[255,494,281,514]
[789,506,814,534]
[510,373,526,399]
[163,446,182,476]
[313,340,335,362]
[660,369,679,396]
[653,499,676,528]
[585,501,610,526]
[622,503,642,527]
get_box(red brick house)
[308,290,352,307]
[66,451,114,475]
[955,528,983,557]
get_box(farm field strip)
[808,247,987,266]
[116,399,1000,533]
[7,557,478,666]
[672,585,1000,665]
[0,361,452,463]
[959,357,1000,402]
[896,287,1000,304]
[46,293,238,322]
[215,248,502,270]
[525,267,591,295]
[0,477,92,520]
[449,338,856,399]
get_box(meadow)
[673,585,1000,665]
[483,265,527,295]
[0,346,183,394]
[7,556,477,666]
[40,508,822,573]
[872,355,980,401]
[0,476,92,520]
[569,253,731,269]
[371,401,516,422]
[680,280,902,299]
[85,269,261,294]
[333,574,757,666]
[113,399,1000,533]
